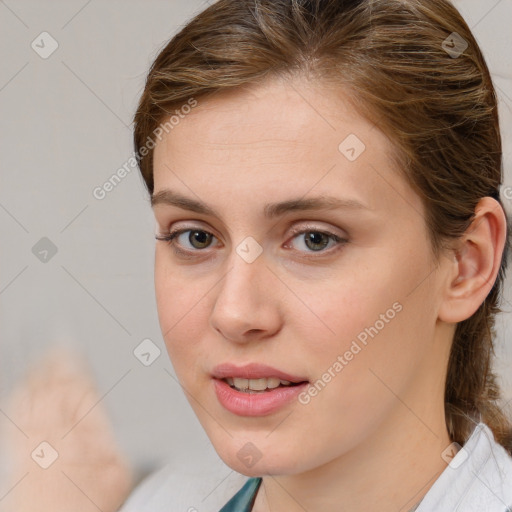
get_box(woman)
[122,0,512,510]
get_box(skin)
[0,350,132,512]
[151,74,507,512]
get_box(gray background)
[1,0,511,480]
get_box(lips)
[213,376,310,416]
[211,362,309,383]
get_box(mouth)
[220,376,308,394]
[211,362,309,394]
[213,376,310,416]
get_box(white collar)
[416,422,512,511]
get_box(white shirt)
[119,422,512,511]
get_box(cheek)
[154,252,208,366]
[293,247,434,391]
[292,264,401,355]
[289,283,421,451]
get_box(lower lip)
[213,378,309,416]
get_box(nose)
[209,247,282,344]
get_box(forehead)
[155,76,368,155]
[152,75,419,220]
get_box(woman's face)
[152,75,452,476]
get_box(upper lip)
[212,363,308,383]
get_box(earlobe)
[438,197,507,324]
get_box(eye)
[286,226,347,254]
[155,227,219,253]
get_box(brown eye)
[287,227,346,254]
[303,231,330,251]
[188,230,213,249]
[155,227,218,253]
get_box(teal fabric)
[219,477,262,512]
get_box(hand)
[0,349,133,512]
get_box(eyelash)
[155,225,348,259]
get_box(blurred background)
[1,0,511,485]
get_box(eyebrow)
[151,189,370,219]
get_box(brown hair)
[133,0,512,453]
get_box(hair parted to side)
[134,0,512,453]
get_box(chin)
[224,457,295,478]
[209,436,305,477]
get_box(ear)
[438,196,508,324]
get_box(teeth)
[226,377,294,391]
